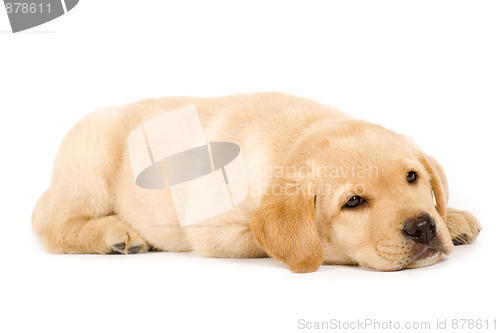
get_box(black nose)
[403,213,436,244]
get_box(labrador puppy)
[32,92,481,272]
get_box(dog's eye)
[344,196,364,208]
[407,171,418,183]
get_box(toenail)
[113,242,126,250]
[128,246,141,254]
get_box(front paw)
[446,208,481,245]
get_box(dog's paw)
[446,208,481,245]
[108,241,148,254]
[96,217,149,254]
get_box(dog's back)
[32,92,345,254]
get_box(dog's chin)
[355,242,445,271]
[405,249,442,269]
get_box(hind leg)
[34,107,149,254]
[43,214,148,254]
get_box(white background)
[1,1,499,332]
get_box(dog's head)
[250,120,454,272]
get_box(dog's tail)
[32,189,50,235]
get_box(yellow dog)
[32,92,480,272]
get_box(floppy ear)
[420,153,449,221]
[250,178,323,273]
